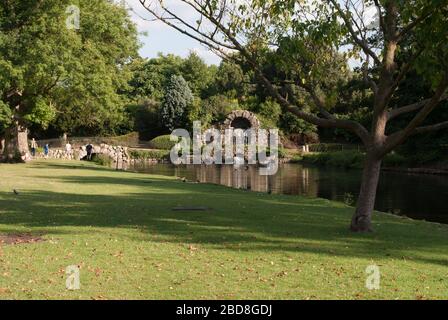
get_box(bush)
[299,150,407,169]
[92,154,112,167]
[308,143,362,153]
[301,151,365,169]
[129,149,170,161]
[104,132,140,147]
[383,152,407,167]
[149,135,178,150]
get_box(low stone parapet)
[35,143,131,165]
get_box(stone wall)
[36,143,131,166]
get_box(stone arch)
[222,110,260,130]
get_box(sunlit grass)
[0,160,447,300]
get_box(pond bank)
[1,160,448,299]
[288,150,448,175]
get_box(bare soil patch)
[0,233,44,245]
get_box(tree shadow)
[1,167,448,267]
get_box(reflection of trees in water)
[189,164,320,197]
[130,163,448,223]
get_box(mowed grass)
[0,160,448,300]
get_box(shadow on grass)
[1,161,447,266]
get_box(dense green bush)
[299,151,407,169]
[92,154,112,167]
[383,153,407,167]
[129,149,170,161]
[149,135,178,150]
[300,151,362,169]
[308,143,363,153]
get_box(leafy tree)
[211,61,250,99]
[140,0,448,232]
[0,0,138,160]
[128,52,218,103]
[126,98,164,140]
[127,54,183,101]
[191,95,239,126]
[181,52,216,97]
[160,75,193,131]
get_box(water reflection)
[130,163,448,224]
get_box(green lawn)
[0,160,447,300]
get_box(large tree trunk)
[2,123,30,163]
[350,155,382,232]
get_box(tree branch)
[388,94,448,121]
[329,0,381,65]
[138,0,235,57]
[413,121,448,134]
[372,0,387,35]
[381,72,448,156]
[397,8,434,42]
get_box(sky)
[122,0,378,68]
[124,0,222,66]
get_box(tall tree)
[181,51,216,97]
[127,54,184,101]
[139,0,448,232]
[161,74,193,131]
[0,0,138,160]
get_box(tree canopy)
[0,0,139,142]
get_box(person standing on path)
[65,141,73,160]
[86,143,93,161]
[44,143,49,159]
[30,138,37,157]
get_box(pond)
[129,162,448,224]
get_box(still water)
[130,163,448,224]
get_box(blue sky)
[123,0,374,68]
[125,0,222,66]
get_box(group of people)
[29,138,94,160]
[30,138,75,160]
[30,138,50,158]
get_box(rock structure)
[36,143,130,165]
[222,110,260,130]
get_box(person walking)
[86,143,93,161]
[65,141,73,160]
[30,138,37,157]
[44,143,49,159]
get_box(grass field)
[0,160,448,300]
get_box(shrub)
[129,149,170,161]
[383,152,407,167]
[92,154,112,167]
[149,135,178,150]
[301,151,365,169]
[105,132,140,147]
[299,150,408,169]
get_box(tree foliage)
[0,0,139,139]
[160,75,193,131]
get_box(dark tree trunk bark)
[350,154,382,232]
[2,123,29,163]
